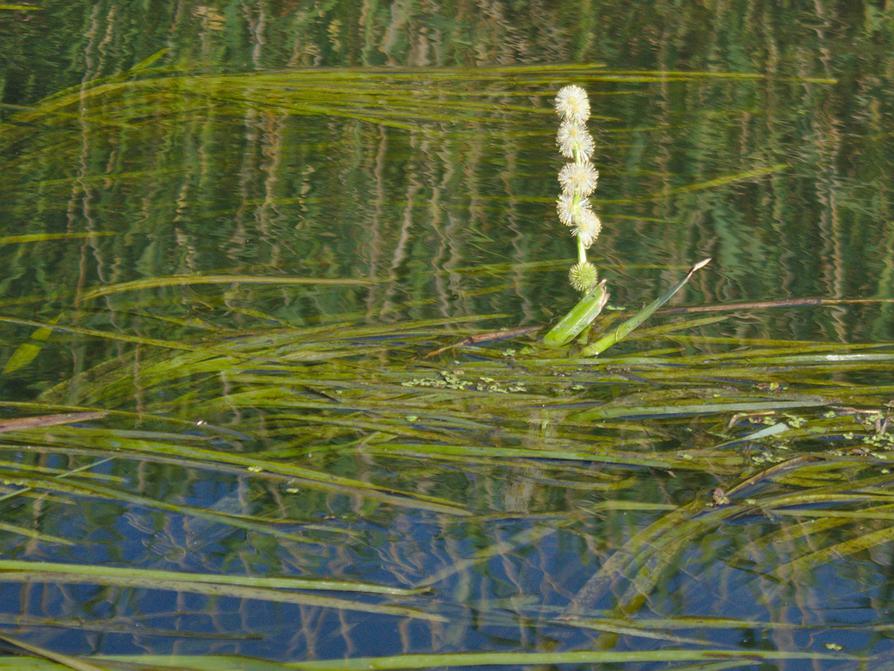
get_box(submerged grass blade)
[0,634,108,671]
[80,275,376,301]
[11,428,469,516]
[0,456,114,507]
[0,521,73,546]
[774,523,894,577]
[573,397,825,422]
[0,232,113,246]
[0,470,312,544]
[0,560,425,596]
[415,523,560,588]
[608,164,788,204]
[0,315,199,352]
[0,574,441,622]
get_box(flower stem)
[577,237,587,265]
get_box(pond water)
[0,2,893,669]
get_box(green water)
[0,2,892,669]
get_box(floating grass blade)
[283,648,851,669]
[0,634,108,671]
[80,274,376,302]
[581,258,711,357]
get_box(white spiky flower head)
[555,85,590,124]
[558,161,599,198]
[556,192,592,227]
[573,208,602,249]
[557,120,595,161]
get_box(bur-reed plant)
[543,85,710,352]
[543,85,609,348]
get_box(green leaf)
[581,258,711,356]
[543,280,609,347]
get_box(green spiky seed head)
[569,261,598,293]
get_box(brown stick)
[424,326,541,358]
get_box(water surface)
[0,3,892,669]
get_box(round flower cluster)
[569,261,598,293]
[556,120,594,161]
[554,85,602,293]
[555,85,590,124]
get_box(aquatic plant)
[543,84,711,353]
[543,85,610,348]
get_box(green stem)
[567,191,588,265]
[568,146,588,267]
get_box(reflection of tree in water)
[1,60,890,357]
[2,2,893,93]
